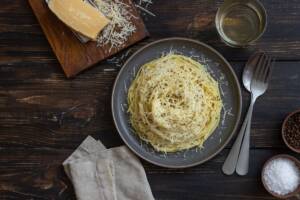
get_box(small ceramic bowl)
[261,154,300,199]
[282,109,300,153]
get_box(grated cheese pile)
[93,0,137,52]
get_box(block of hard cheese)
[29,0,149,78]
[48,0,110,40]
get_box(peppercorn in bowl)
[282,109,300,153]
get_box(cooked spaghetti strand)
[128,54,222,152]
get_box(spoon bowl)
[242,52,265,92]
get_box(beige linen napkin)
[63,136,154,200]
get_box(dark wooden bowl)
[282,109,300,153]
[261,154,300,199]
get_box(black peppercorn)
[284,113,300,150]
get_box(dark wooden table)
[1,0,300,199]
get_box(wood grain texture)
[1,0,300,199]
[1,148,299,200]
[28,0,149,77]
[0,61,299,149]
[2,0,300,62]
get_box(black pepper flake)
[284,112,300,149]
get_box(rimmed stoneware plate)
[112,37,242,168]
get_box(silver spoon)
[222,52,265,175]
[236,54,273,175]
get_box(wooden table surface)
[1,0,300,199]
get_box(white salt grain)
[263,158,300,196]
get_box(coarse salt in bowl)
[262,155,300,198]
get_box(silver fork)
[235,54,274,175]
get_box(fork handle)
[236,98,255,176]
[222,104,252,175]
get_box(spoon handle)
[222,107,251,175]
[236,99,255,176]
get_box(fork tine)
[264,59,275,83]
[260,56,272,84]
[251,53,269,91]
[248,51,264,67]
[253,53,266,79]
[259,55,270,82]
[253,53,267,83]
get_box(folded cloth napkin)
[63,136,155,200]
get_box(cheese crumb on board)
[136,0,155,17]
[49,0,110,40]
[93,0,137,52]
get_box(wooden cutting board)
[28,0,149,78]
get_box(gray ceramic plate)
[112,37,242,168]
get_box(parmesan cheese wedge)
[48,0,110,41]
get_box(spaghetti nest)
[128,54,222,152]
